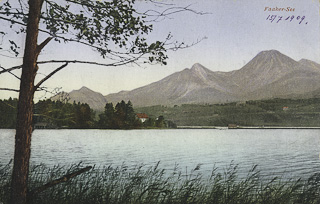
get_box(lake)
[1,129,320,179]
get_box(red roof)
[136,113,149,118]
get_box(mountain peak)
[256,50,285,58]
[299,59,310,63]
[299,59,319,65]
[190,63,209,73]
[251,49,297,66]
[76,86,96,93]
[298,59,320,72]
[70,86,101,96]
[259,49,281,54]
[190,63,210,80]
[191,63,205,70]
[56,86,107,110]
[79,86,91,91]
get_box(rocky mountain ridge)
[52,50,320,110]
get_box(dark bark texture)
[10,0,43,203]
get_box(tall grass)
[1,162,320,204]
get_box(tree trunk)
[10,0,43,203]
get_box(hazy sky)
[0,0,319,100]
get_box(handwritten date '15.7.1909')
[266,15,308,24]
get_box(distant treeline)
[2,97,320,128]
[0,99,174,129]
[135,98,320,127]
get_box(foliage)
[97,102,116,129]
[98,100,141,129]
[0,0,187,66]
[1,162,320,203]
[34,100,95,129]
[0,98,17,128]
[97,100,174,129]
[155,115,165,128]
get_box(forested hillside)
[135,98,320,127]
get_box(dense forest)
[0,98,18,129]
[34,100,95,129]
[0,99,172,129]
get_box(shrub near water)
[1,162,320,204]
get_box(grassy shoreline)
[1,162,320,204]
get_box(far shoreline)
[177,126,320,130]
[2,126,320,130]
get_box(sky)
[0,0,319,100]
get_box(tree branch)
[37,37,53,54]
[34,62,69,92]
[0,15,27,27]
[0,65,21,80]
[0,88,20,92]
[0,65,22,75]
[0,13,101,54]
[0,14,99,55]
[28,166,92,200]
[17,0,28,13]
[37,55,143,67]
[0,53,143,77]
[137,3,210,22]
[0,12,27,16]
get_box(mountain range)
[52,50,320,110]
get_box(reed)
[1,162,320,204]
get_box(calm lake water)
[1,129,320,179]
